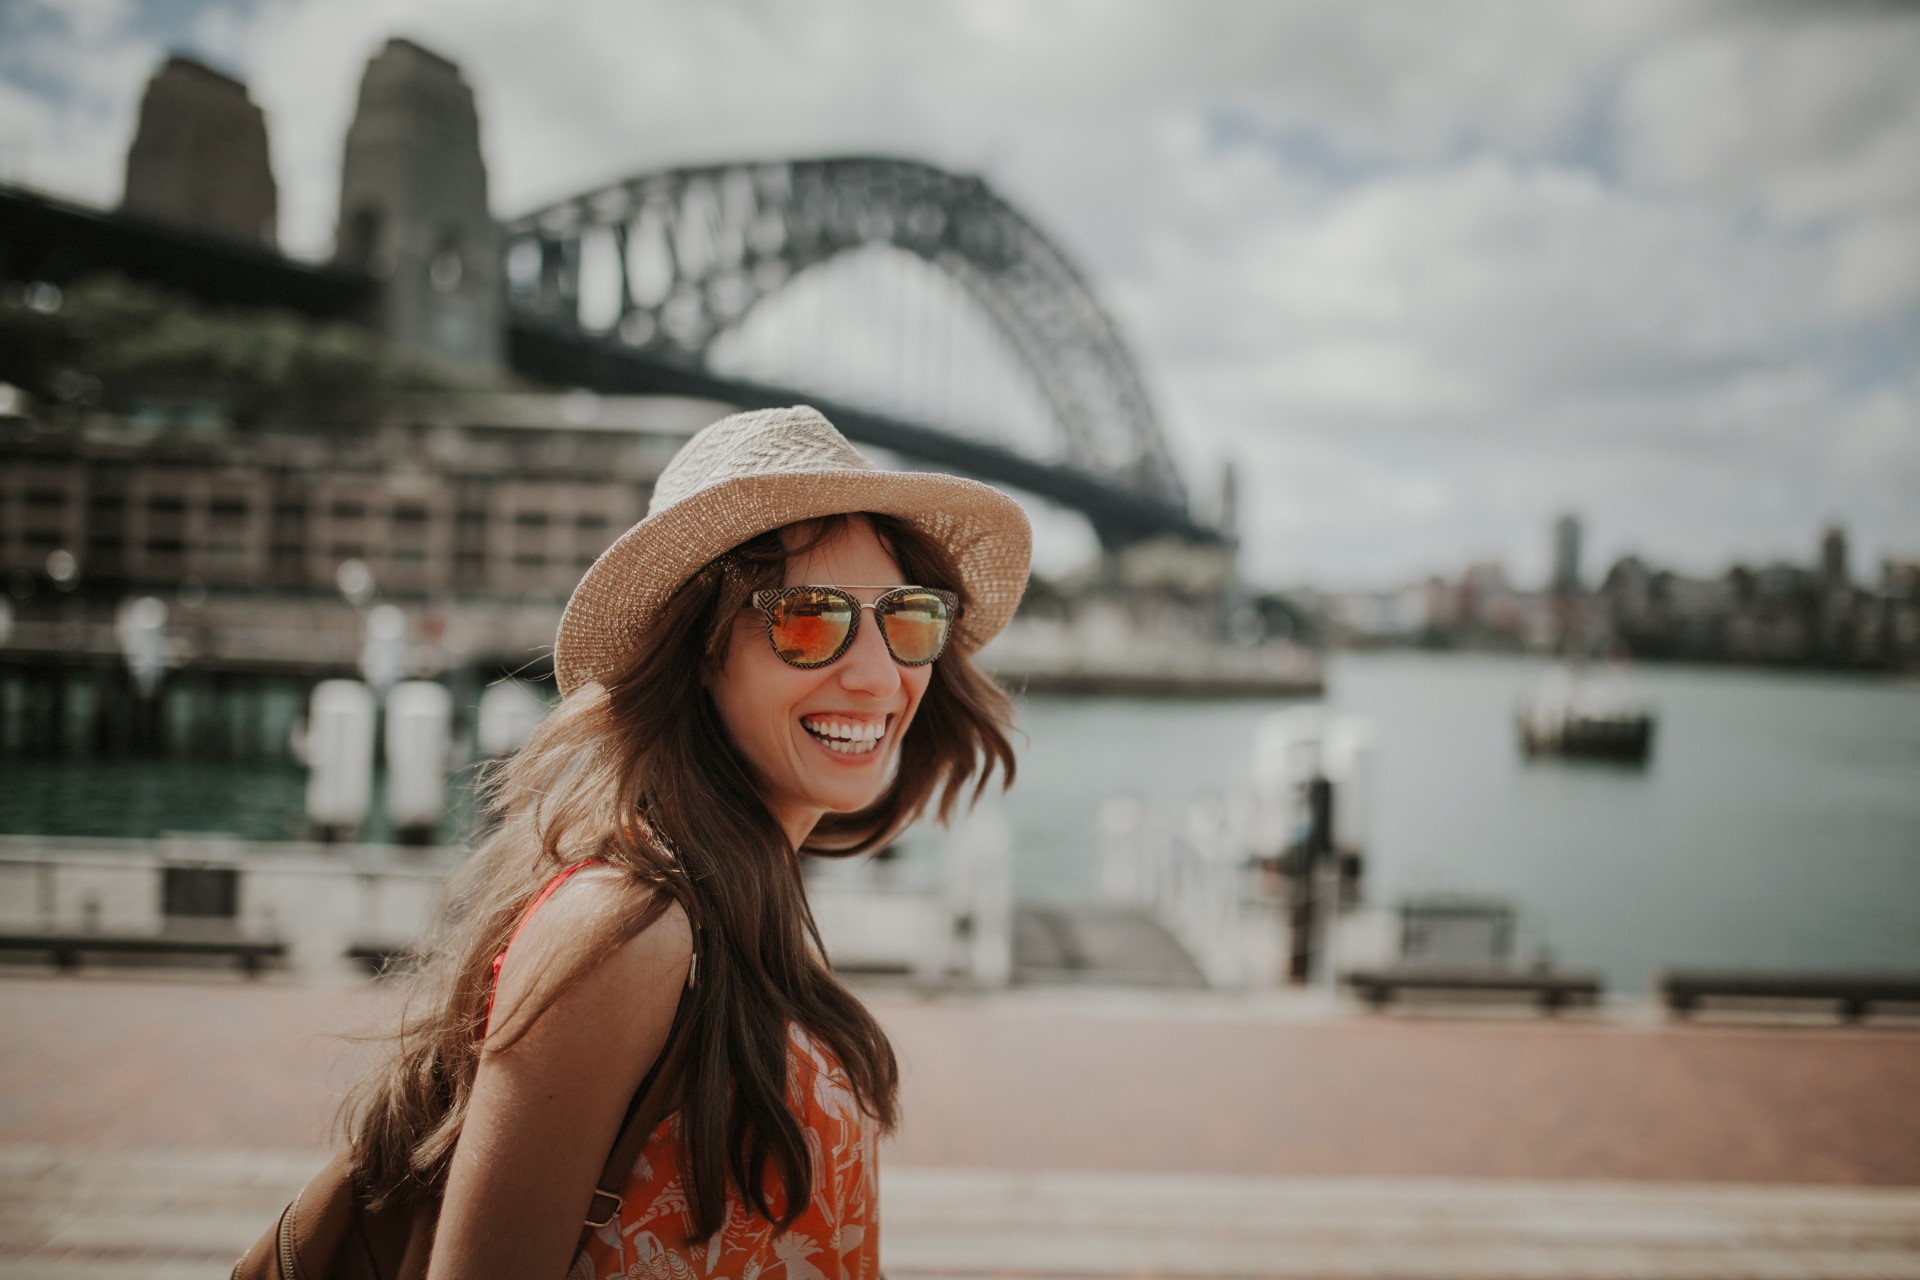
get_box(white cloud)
[4,0,1917,588]
[0,0,156,205]
[1619,7,1920,228]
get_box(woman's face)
[709,517,934,850]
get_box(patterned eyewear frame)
[748,585,962,669]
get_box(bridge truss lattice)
[501,156,1188,514]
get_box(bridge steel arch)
[501,156,1209,544]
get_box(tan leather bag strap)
[574,942,696,1251]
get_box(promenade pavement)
[4,971,1919,1277]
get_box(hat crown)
[649,405,872,516]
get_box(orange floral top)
[495,865,879,1280]
[569,1022,880,1280]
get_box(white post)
[306,680,375,840]
[951,800,1013,989]
[476,679,548,757]
[385,681,451,842]
[116,596,169,698]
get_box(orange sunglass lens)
[768,590,855,665]
[878,591,951,663]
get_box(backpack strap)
[575,906,699,1249]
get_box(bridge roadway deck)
[3,974,1918,1277]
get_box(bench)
[0,928,286,976]
[1662,970,1920,1022]
[346,939,420,977]
[1347,966,1603,1012]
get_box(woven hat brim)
[554,467,1032,696]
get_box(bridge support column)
[337,38,503,372]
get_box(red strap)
[485,860,601,1032]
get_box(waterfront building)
[0,393,722,756]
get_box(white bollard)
[306,680,375,839]
[1097,794,1149,905]
[1324,718,1377,856]
[1248,707,1327,857]
[476,679,549,757]
[948,800,1013,989]
[1183,795,1243,988]
[116,596,169,698]
[385,681,452,842]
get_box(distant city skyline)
[1301,514,1896,599]
[4,0,1917,589]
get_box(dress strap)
[484,859,602,1031]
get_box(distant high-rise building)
[1820,524,1850,592]
[336,38,502,370]
[1551,513,1583,596]
[122,56,277,246]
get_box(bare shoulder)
[488,864,691,1051]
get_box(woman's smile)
[798,712,892,758]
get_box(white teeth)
[801,717,885,741]
[801,715,887,754]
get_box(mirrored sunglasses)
[749,585,961,669]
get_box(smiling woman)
[711,534,940,847]
[232,406,1032,1280]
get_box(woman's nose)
[836,611,902,695]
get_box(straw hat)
[554,405,1032,696]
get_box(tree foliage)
[0,273,456,423]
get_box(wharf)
[0,838,1228,992]
[977,625,1323,699]
[3,975,1918,1277]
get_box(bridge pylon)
[336,38,502,371]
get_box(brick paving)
[6,975,1918,1185]
[4,973,1920,1276]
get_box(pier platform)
[3,974,1917,1277]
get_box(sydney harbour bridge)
[501,155,1212,549]
[0,43,1222,555]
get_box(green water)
[4,652,1918,990]
[0,759,486,846]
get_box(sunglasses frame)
[749,585,962,669]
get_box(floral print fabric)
[571,1023,879,1280]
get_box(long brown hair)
[345,512,1018,1238]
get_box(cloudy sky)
[3,0,1916,590]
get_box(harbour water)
[1009,652,1920,993]
[4,653,1917,993]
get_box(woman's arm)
[427,868,692,1280]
